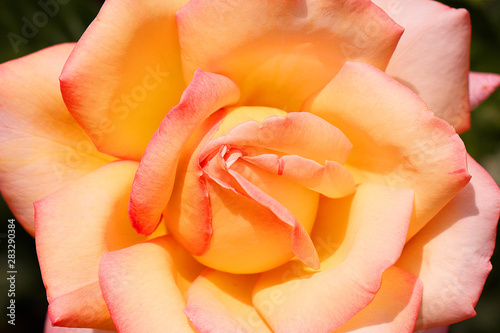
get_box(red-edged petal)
[397,155,500,329]
[60,0,189,160]
[99,236,203,333]
[129,70,239,236]
[184,269,272,333]
[253,183,414,333]
[373,0,471,133]
[334,266,422,333]
[303,61,470,240]
[177,0,403,111]
[164,109,227,255]
[0,43,113,236]
[35,161,146,330]
[469,71,500,109]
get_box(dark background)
[0,0,499,332]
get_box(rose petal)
[60,0,189,160]
[177,0,403,111]
[35,161,146,330]
[0,43,113,236]
[469,71,500,109]
[44,313,113,333]
[253,183,413,333]
[99,236,203,333]
[129,70,239,236]
[397,155,500,329]
[244,154,355,198]
[333,266,422,333]
[303,61,470,240]
[185,269,272,333]
[164,109,227,256]
[373,0,471,133]
[202,112,353,165]
[227,168,319,270]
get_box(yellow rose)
[0,0,499,332]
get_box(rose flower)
[1,0,499,332]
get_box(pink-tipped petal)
[469,71,500,109]
[129,70,239,236]
[303,61,470,240]
[0,43,113,236]
[397,155,500,329]
[334,266,423,333]
[253,183,414,333]
[373,0,471,133]
[35,161,146,330]
[60,0,190,160]
[177,0,403,111]
[99,236,203,333]
[185,269,272,333]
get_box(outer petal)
[60,0,189,160]
[334,266,422,333]
[35,161,146,330]
[0,43,113,236]
[44,313,113,333]
[397,155,500,329]
[469,71,500,109]
[99,236,204,333]
[184,269,272,333]
[372,0,471,133]
[177,0,403,111]
[129,70,239,236]
[253,183,414,333]
[303,62,470,240]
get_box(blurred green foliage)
[0,0,498,332]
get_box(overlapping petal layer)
[185,269,272,333]
[0,43,114,236]
[334,266,422,333]
[397,155,500,329]
[201,112,352,165]
[35,161,146,330]
[60,0,189,160]
[177,0,403,111]
[99,236,203,333]
[163,109,227,256]
[253,183,414,333]
[303,62,470,240]
[129,69,240,236]
[372,0,471,133]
